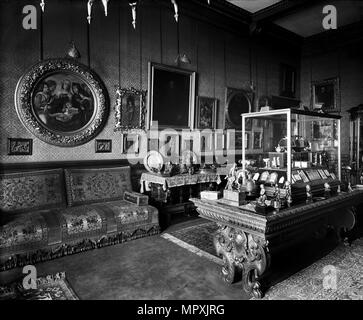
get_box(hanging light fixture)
[129,1,137,29]
[175,15,191,65]
[66,41,81,59]
[40,0,45,12]
[175,53,191,64]
[171,0,178,22]
[101,0,109,16]
[87,0,95,24]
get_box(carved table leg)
[213,224,270,299]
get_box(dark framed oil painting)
[280,64,296,98]
[195,96,217,129]
[14,58,109,147]
[7,138,33,155]
[115,86,146,132]
[148,62,196,129]
[95,139,112,153]
[224,87,252,129]
[311,78,340,113]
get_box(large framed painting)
[311,78,340,113]
[14,58,109,147]
[195,96,217,129]
[147,62,196,129]
[224,88,252,129]
[115,86,146,132]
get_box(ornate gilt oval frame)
[14,58,109,147]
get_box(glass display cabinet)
[242,108,341,202]
[349,105,363,185]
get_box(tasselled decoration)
[101,0,109,16]
[87,0,95,24]
[171,0,178,22]
[40,0,45,12]
[129,1,137,29]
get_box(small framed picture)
[7,138,33,155]
[159,132,180,157]
[214,130,225,150]
[195,96,218,129]
[115,87,147,131]
[280,64,296,98]
[311,78,340,113]
[181,137,194,153]
[235,131,243,150]
[244,132,250,149]
[148,138,159,152]
[122,134,140,154]
[253,131,262,149]
[95,139,112,153]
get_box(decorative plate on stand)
[143,150,164,174]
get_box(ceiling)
[224,0,363,38]
[273,0,363,37]
[226,0,282,13]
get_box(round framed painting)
[15,58,109,147]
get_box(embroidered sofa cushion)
[60,206,104,236]
[0,169,66,214]
[0,213,47,251]
[64,167,132,206]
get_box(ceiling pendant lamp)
[171,0,178,22]
[175,17,191,65]
[40,0,45,12]
[66,41,81,59]
[129,1,137,29]
[87,0,94,24]
[175,53,191,65]
[207,0,210,4]
[101,0,109,16]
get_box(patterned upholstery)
[0,213,47,251]
[64,167,132,206]
[61,206,104,236]
[0,169,66,214]
[0,166,160,271]
[102,200,158,228]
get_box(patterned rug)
[161,221,221,265]
[0,272,78,300]
[163,221,363,300]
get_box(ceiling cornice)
[252,0,323,22]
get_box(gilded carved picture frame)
[14,58,109,147]
[115,86,147,132]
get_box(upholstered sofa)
[0,166,159,271]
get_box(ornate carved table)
[140,172,222,229]
[190,190,363,299]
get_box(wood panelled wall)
[0,0,300,163]
[300,25,363,156]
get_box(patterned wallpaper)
[0,0,300,164]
